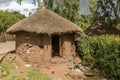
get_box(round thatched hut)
[6,7,84,66]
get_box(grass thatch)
[7,6,83,35]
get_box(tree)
[43,0,80,24]
[88,0,120,25]
[113,0,120,25]
[87,0,98,22]
[0,10,25,33]
[44,0,54,10]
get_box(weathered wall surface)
[41,34,52,59]
[61,34,76,59]
[0,33,15,42]
[16,31,51,66]
[16,32,75,66]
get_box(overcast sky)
[0,0,39,16]
[0,0,89,16]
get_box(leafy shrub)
[77,35,120,79]
[0,10,25,33]
[77,15,92,30]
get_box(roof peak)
[41,4,46,10]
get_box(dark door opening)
[52,35,60,57]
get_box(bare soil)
[0,53,86,80]
[0,41,15,54]
[40,57,85,80]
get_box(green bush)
[77,35,120,79]
[0,10,25,33]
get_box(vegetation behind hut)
[0,10,25,33]
[0,10,25,41]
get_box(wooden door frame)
[51,35,62,57]
[59,35,62,57]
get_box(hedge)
[77,35,120,79]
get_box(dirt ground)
[40,56,86,80]
[0,53,86,80]
[17,54,85,80]
[0,41,15,54]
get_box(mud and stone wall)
[61,34,76,59]
[41,34,52,59]
[0,33,15,42]
[16,31,51,66]
[16,31,76,66]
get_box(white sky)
[0,0,39,16]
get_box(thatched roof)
[7,6,83,35]
[85,21,120,36]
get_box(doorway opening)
[52,35,60,57]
